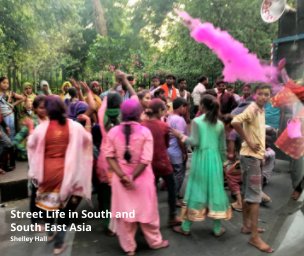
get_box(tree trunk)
[92,0,108,36]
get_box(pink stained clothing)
[104,121,159,223]
[96,94,139,183]
[116,218,163,253]
[27,119,93,201]
[96,97,112,183]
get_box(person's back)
[107,122,152,166]
[194,114,225,152]
[142,119,171,175]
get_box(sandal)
[151,240,169,249]
[173,226,190,236]
[126,251,135,256]
[168,217,182,227]
[248,241,274,253]
[231,203,242,212]
[53,244,67,255]
[213,227,226,237]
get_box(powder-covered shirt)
[232,102,265,159]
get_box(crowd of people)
[0,65,304,255]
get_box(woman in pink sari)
[105,99,169,256]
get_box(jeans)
[159,173,177,218]
[43,196,81,249]
[3,113,15,141]
[172,163,186,196]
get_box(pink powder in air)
[176,10,277,83]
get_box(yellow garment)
[60,81,72,100]
[86,94,102,109]
[232,102,265,159]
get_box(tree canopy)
[0,0,278,91]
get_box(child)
[172,95,231,237]
[232,84,274,253]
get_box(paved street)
[0,159,303,256]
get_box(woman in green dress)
[172,94,232,237]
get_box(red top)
[141,119,173,176]
[40,120,69,192]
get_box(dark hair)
[254,84,272,93]
[166,74,176,80]
[151,76,160,80]
[105,92,122,131]
[216,80,226,86]
[173,97,188,110]
[201,89,217,98]
[226,84,234,89]
[154,88,165,97]
[45,96,67,125]
[107,92,122,109]
[242,84,252,90]
[33,95,46,109]
[68,87,78,98]
[127,75,134,82]
[0,76,8,83]
[123,124,132,163]
[137,90,150,100]
[146,98,166,117]
[178,78,186,84]
[137,83,146,89]
[198,76,207,83]
[200,94,219,124]
[221,114,234,125]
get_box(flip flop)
[231,203,243,212]
[172,226,191,236]
[248,241,274,253]
[241,227,266,234]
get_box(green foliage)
[0,0,278,91]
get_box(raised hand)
[115,69,128,82]
[79,81,91,93]
[69,78,81,90]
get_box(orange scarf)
[161,83,178,100]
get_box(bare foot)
[173,226,190,236]
[291,191,301,200]
[151,240,169,249]
[248,237,274,253]
[262,192,272,203]
[53,243,67,255]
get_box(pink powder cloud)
[176,10,277,83]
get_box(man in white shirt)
[191,76,208,115]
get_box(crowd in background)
[0,66,303,255]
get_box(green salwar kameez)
[180,115,232,233]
